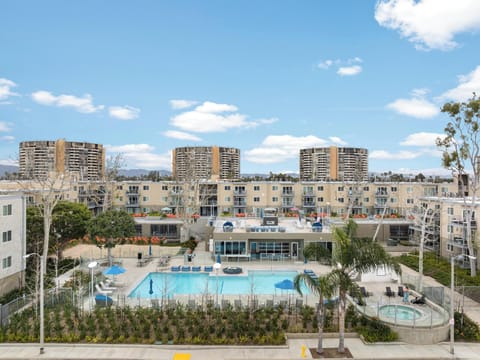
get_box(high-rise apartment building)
[172,146,240,180]
[19,139,105,180]
[300,146,368,181]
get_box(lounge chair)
[192,266,201,272]
[96,284,113,295]
[171,266,180,272]
[360,286,370,298]
[397,286,404,297]
[181,266,191,272]
[385,286,395,297]
[99,281,116,291]
[204,266,213,272]
[95,294,113,307]
[411,294,426,305]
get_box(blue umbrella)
[216,254,221,264]
[275,279,295,290]
[149,278,154,295]
[103,265,126,276]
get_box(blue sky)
[1,0,480,175]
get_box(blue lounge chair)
[171,266,180,272]
[95,294,113,306]
[192,266,201,272]
[181,266,191,272]
[204,266,213,272]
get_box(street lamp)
[450,254,476,355]
[213,262,221,306]
[24,253,45,354]
[88,261,98,309]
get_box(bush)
[455,312,480,341]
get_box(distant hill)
[0,165,18,177]
[117,169,171,177]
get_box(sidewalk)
[1,338,480,360]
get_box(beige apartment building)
[172,146,240,181]
[19,139,105,180]
[300,146,369,181]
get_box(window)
[162,185,168,191]
[391,186,397,192]
[2,230,12,242]
[447,225,453,233]
[119,196,123,202]
[447,207,454,215]
[116,185,123,190]
[143,185,150,191]
[363,186,369,191]
[317,197,324,202]
[407,198,414,204]
[253,186,260,191]
[338,197,344,203]
[253,197,260,202]
[225,196,231,202]
[407,187,413,193]
[390,198,397,203]
[317,186,324,191]
[272,185,278,191]
[143,196,149,201]
[224,185,231,191]
[2,256,12,269]
[2,204,12,216]
[338,186,344,191]
[363,197,369,203]
[162,196,168,202]
[272,197,279,202]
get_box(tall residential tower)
[300,146,368,181]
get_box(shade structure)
[103,265,126,276]
[275,279,295,290]
[161,207,172,212]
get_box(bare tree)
[436,94,480,276]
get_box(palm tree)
[294,273,334,355]
[328,220,401,353]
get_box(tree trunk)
[316,301,324,354]
[338,293,346,353]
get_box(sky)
[1,0,480,175]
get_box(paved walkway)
[1,338,480,360]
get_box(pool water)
[379,305,423,321]
[129,270,306,298]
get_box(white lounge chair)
[96,284,113,295]
[99,281,116,290]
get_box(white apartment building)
[0,194,27,297]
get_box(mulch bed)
[310,347,353,358]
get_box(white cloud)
[162,130,202,141]
[108,106,140,120]
[170,101,263,133]
[0,78,19,101]
[195,101,238,113]
[105,143,171,169]
[0,121,12,132]
[370,149,421,160]
[400,132,445,147]
[337,65,362,76]
[31,90,104,113]
[375,0,480,51]
[329,136,348,146]
[0,135,15,141]
[244,135,331,164]
[439,65,480,102]
[387,97,439,118]
[317,59,334,69]
[317,57,362,76]
[0,158,18,166]
[170,99,199,109]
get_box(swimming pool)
[379,305,423,321]
[129,270,305,298]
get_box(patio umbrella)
[149,278,154,295]
[216,254,221,264]
[275,279,294,291]
[161,207,172,212]
[103,265,126,276]
[148,244,152,257]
